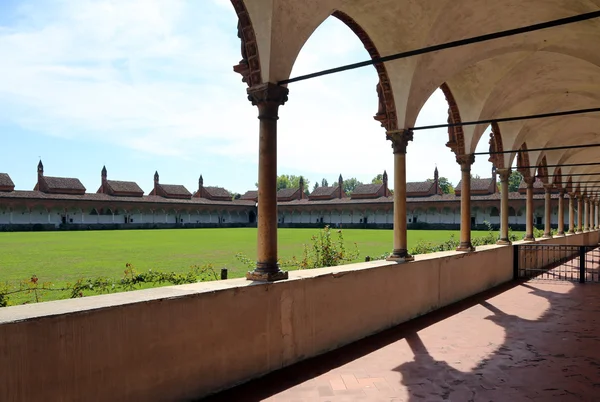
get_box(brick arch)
[554,167,563,190]
[230,0,263,87]
[488,122,505,169]
[440,83,465,157]
[516,143,532,178]
[536,156,549,184]
[331,10,398,131]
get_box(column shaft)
[568,194,575,234]
[246,83,289,282]
[524,178,535,241]
[557,191,565,236]
[457,155,475,251]
[497,169,511,244]
[543,186,552,238]
[577,196,583,233]
[387,130,413,262]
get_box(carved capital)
[524,176,535,188]
[247,83,289,120]
[543,183,554,192]
[497,168,511,182]
[456,154,475,169]
[386,129,413,154]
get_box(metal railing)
[514,244,600,283]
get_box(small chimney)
[37,160,44,190]
[492,165,497,194]
[338,174,343,198]
[434,166,439,194]
[383,170,389,196]
[198,174,204,198]
[154,171,159,193]
[299,176,305,199]
[101,165,107,191]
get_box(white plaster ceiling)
[241,0,600,191]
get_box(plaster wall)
[2,231,597,401]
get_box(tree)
[255,175,310,192]
[372,174,383,184]
[231,193,241,200]
[427,177,455,194]
[508,170,523,192]
[321,178,329,187]
[342,178,363,195]
[313,182,319,191]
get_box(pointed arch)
[440,83,466,158]
[553,167,563,190]
[536,156,549,185]
[488,122,505,169]
[331,10,397,131]
[230,0,263,87]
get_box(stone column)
[543,184,553,238]
[497,168,511,245]
[568,193,575,234]
[557,190,565,236]
[524,177,535,241]
[577,194,583,233]
[246,83,289,282]
[386,129,414,262]
[596,200,599,230]
[457,154,475,251]
[584,196,590,232]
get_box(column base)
[386,249,414,262]
[496,239,512,245]
[555,232,565,237]
[246,263,289,282]
[542,234,553,239]
[523,236,535,242]
[567,230,575,235]
[456,242,475,252]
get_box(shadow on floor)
[201,278,598,401]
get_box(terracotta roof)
[455,177,494,192]
[310,186,339,197]
[204,186,231,198]
[406,181,433,193]
[352,183,382,195]
[277,188,299,198]
[240,190,258,200]
[43,176,86,192]
[519,177,545,189]
[0,173,15,189]
[160,184,191,198]
[106,180,144,195]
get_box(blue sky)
[0,0,493,195]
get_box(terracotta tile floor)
[203,280,600,402]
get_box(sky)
[0,0,494,195]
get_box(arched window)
[508,207,516,217]
[490,207,500,217]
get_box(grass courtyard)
[0,228,520,304]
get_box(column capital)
[543,183,554,192]
[386,129,413,154]
[247,83,289,119]
[456,154,475,169]
[497,168,511,182]
[523,176,535,188]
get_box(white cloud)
[0,0,495,190]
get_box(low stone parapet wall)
[1,231,597,401]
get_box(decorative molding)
[440,83,465,157]
[488,122,505,169]
[332,11,398,131]
[231,0,262,87]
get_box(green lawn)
[0,228,517,304]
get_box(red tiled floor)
[203,279,600,401]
